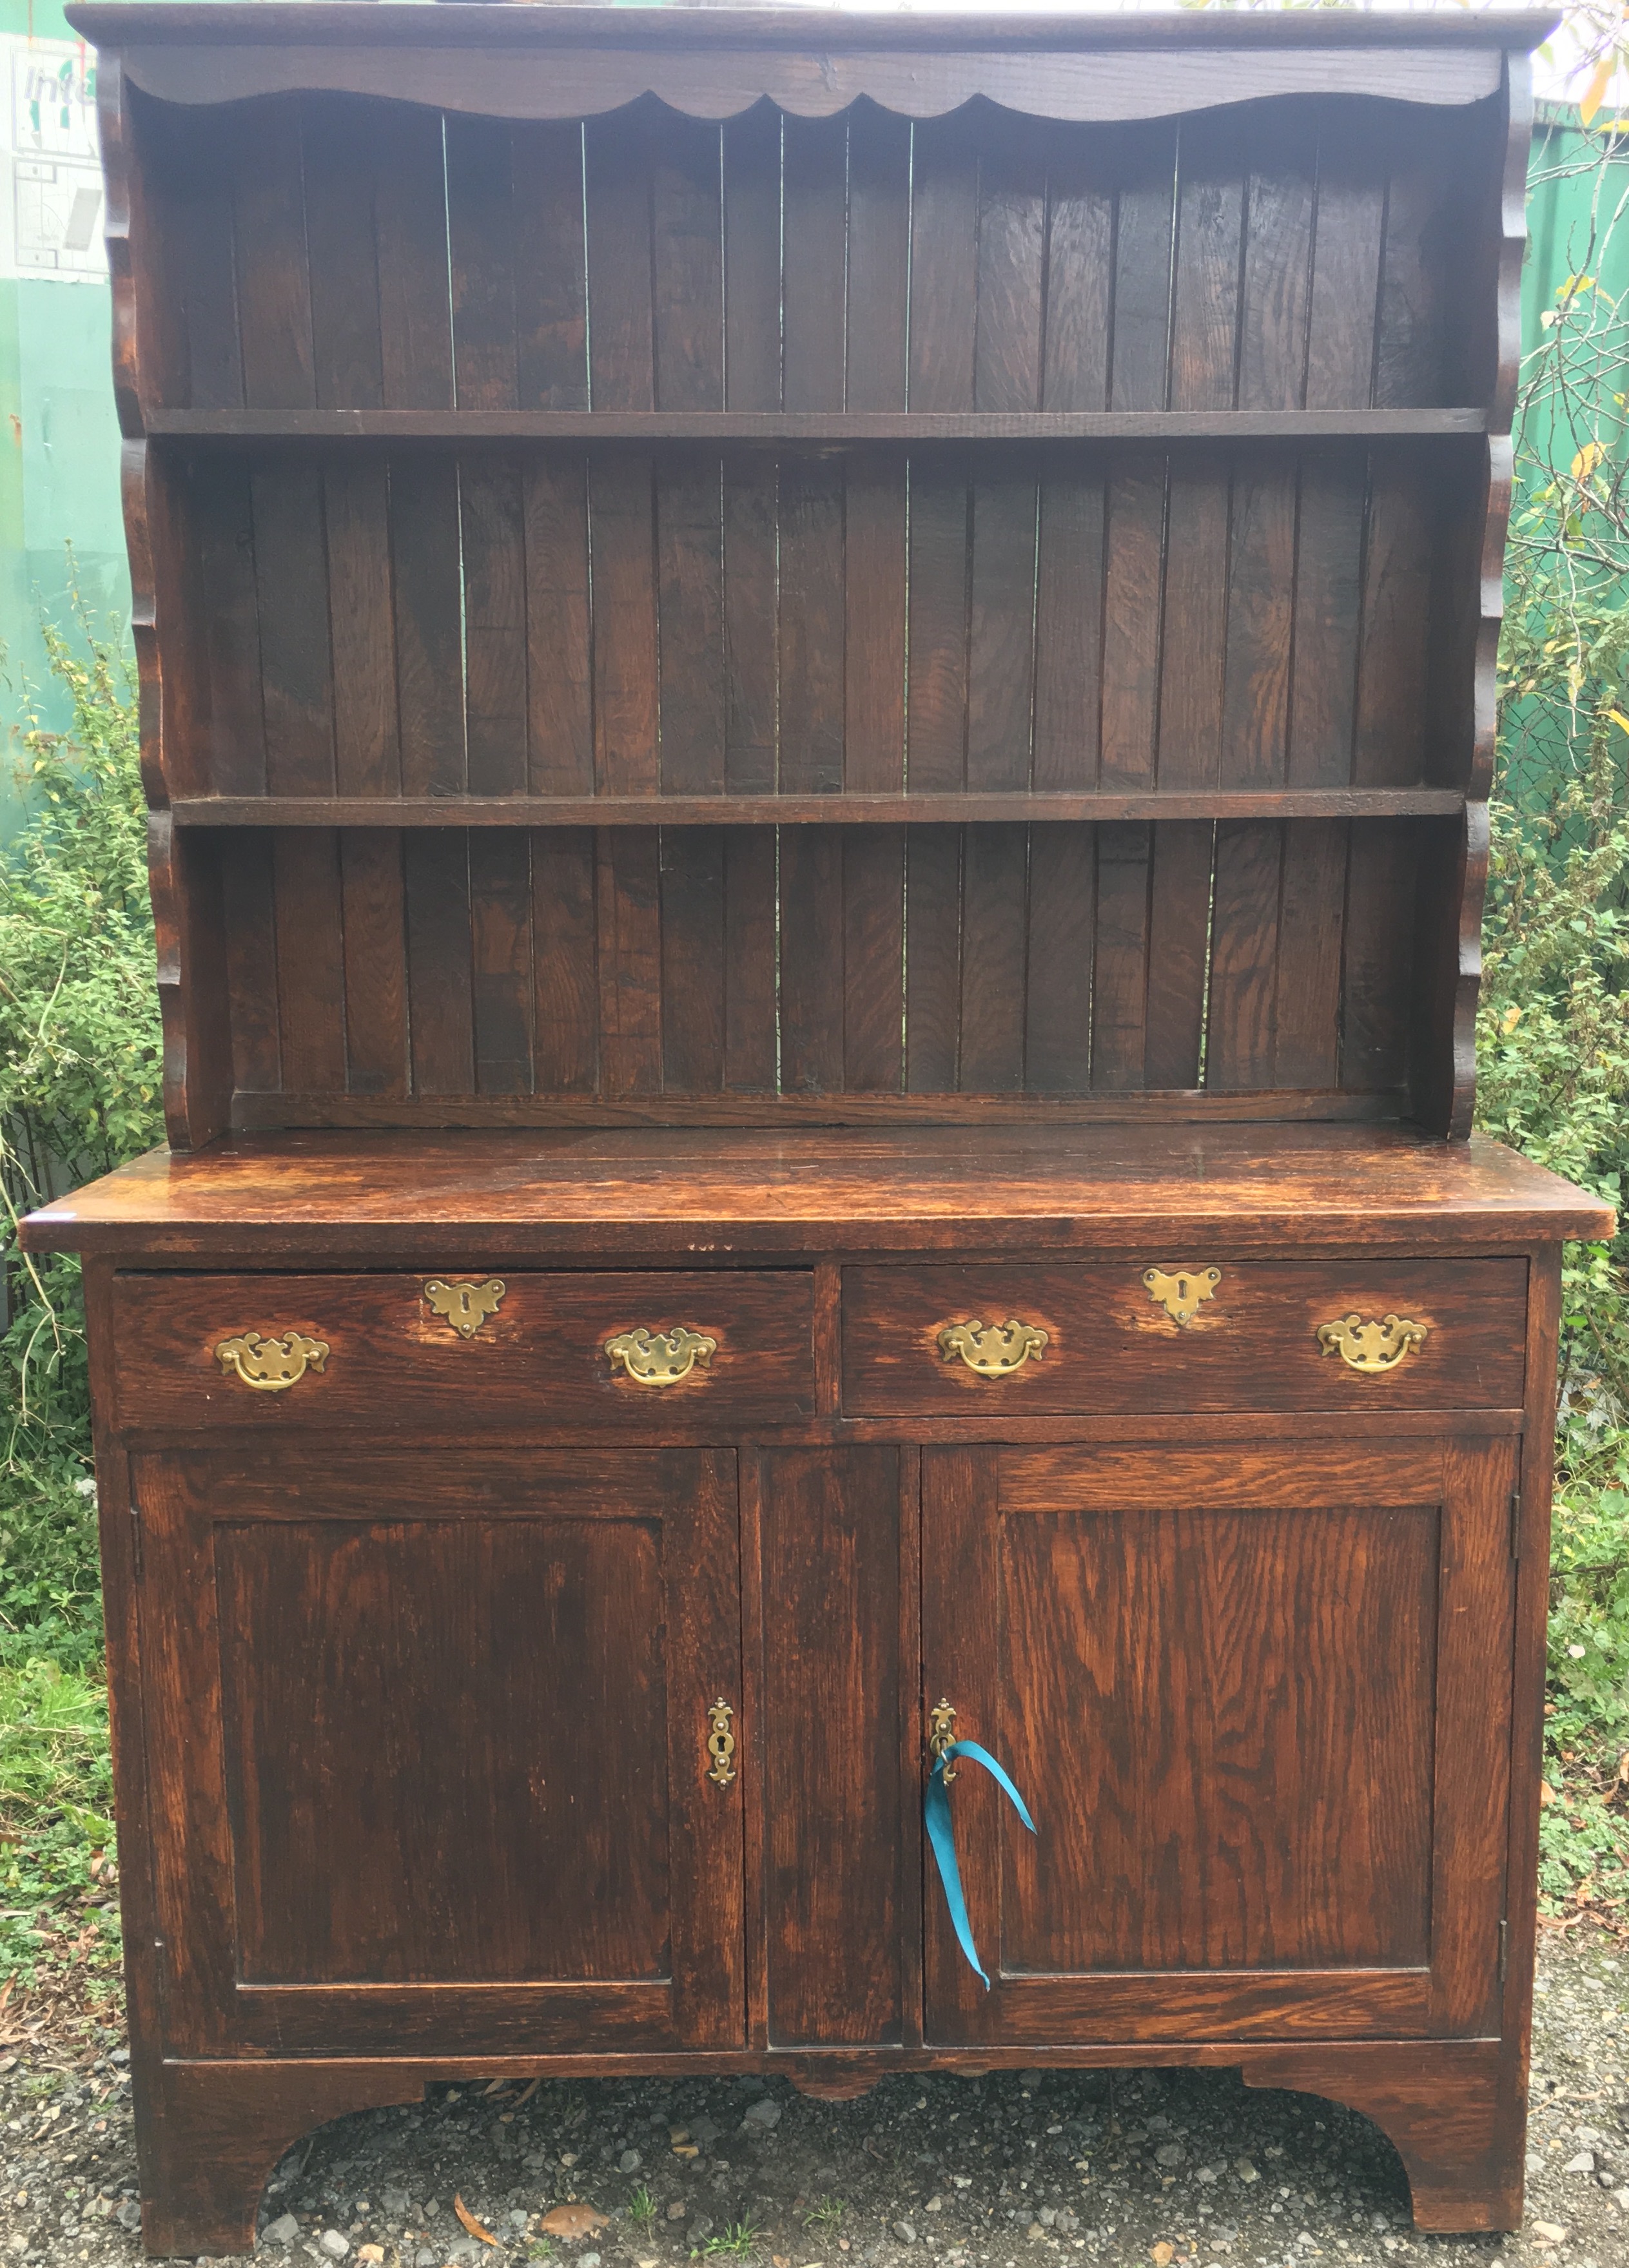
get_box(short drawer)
[842,1259,1527,1413]
[112,1270,815,1430]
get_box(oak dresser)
[23,6,1612,2255]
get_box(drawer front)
[843,1259,1527,1413]
[113,1270,815,1430]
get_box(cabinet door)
[922,1439,1516,2046]
[135,1446,745,2056]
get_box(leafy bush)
[0,591,161,1671]
[1485,95,1629,1912]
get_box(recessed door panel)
[922,1437,1515,2045]
[137,1446,745,2055]
[217,1513,672,1986]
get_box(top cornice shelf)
[66,4,1558,124]
[64,6,1562,51]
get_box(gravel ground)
[3,1936,1628,2268]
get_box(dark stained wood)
[598,828,664,1097]
[843,1257,1527,1416]
[152,407,1491,440]
[846,106,910,412]
[723,104,781,416]
[175,790,1467,828]
[656,463,727,794]
[661,829,728,1095]
[759,1449,904,2046]
[652,110,725,414]
[590,455,661,795]
[585,106,656,413]
[251,465,333,795]
[115,1270,815,1431]
[230,98,313,412]
[302,97,385,414]
[271,832,346,1094]
[779,463,846,795]
[136,1446,746,2054]
[56,23,1579,2253]
[532,828,600,1095]
[325,460,399,797]
[921,1437,1519,2047]
[73,7,1557,52]
[1023,825,1094,1094]
[469,830,534,1095]
[446,113,520,414]
[402,832,475,1098]
[723,461,779,794]
[389,456,467,795]
[338,829,408,1100]
[514,122,590,411]
[460,458,530,796]
[783,117,846,414]
[373,105,455,412]
[525,455,594,795]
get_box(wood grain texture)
[759,1450,904,2046]
[23,1129,1610,1261]
[922,1437,1523,2055]
[843,1257,1527,1416]
[114,1268,817,1432]
[995,1498,1436,1969]
[133,1445,745,2055]
[133,86,1497,422]
[142,814,1438,1125]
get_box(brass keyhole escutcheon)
[214,1330,329,1393]
[1316,1312,1429,1373]
[1142,1267,1222,1328]
[706,1700,737,1787]
[928,1698,959,1784]
[424,1278,506,1337]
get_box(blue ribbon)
[924,1740,1037,1990]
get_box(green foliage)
[1486,108,1629,1915]
[699,2223,760,2259]
[0,586,160,1671]
[0,1656,119,1992]
[1476,752,1629,1404]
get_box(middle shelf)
[144,409,1495,443]
[170,789,1467,828]
[142,431,1491,809]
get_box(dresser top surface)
[21,1126,1613,1260]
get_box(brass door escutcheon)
[928,1698,959,1783]
[938,1319,1048,1377]
[1142,1266,1222,1327]
[705,1699,737,1787]
[604,1325,717,1386]
[424,1277,506,1337]
[214,1330,329,1393]
[1316,1312,1429,1373]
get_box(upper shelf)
[150,409,1493,447]
[118,75,1508,438]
